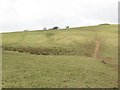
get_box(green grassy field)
[2,51,118,88]
[2,24,118,88]
[2,24,118,58]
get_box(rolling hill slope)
[2,24,118,88]
[2,24,118,59]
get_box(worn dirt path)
[93,40,118,69]
[93,40,101,58]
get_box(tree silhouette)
[52,26,59,30]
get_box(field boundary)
[2,46,94,57]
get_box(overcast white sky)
[0,0,119,32]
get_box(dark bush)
[99,23,110,25]
[52,26,59,30]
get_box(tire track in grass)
[93,40,101,58]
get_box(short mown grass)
[2,51,118,88]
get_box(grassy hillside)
[2,24,118,59]
[2,24,118,88]
[2,51,118,88]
